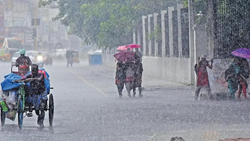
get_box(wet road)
[0,60,250,141]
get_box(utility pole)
[142,16,147,56]
[34,7,37,51]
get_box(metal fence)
[135,6,190,58]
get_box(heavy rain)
[0,0,250,141]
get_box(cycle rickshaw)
[0,65,54,129]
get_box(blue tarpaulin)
[1,73,23,91]
[39,69,50,94]
[1,69,50,93]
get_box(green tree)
[51,0,185,48]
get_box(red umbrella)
[113,51,137,62]
[126,44,141,48]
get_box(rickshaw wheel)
[49,94,54,126]
[18,97,23,129]
[1,108,5,126]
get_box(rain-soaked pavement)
[0,59,250,141]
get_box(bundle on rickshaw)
[0,73,25,121]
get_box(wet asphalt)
[0,59,250,141]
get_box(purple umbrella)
[114,51,137,62]
[231,48,250,59]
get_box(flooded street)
[0,60,249,141]
[1,0,250,141]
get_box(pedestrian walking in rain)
[237,58,250,100]
[115,61,126,97]
[66,50,74,67]
[225,57,241,100]
[135,48,142,62]
[195,55,213,100]
[124,61,135,97]
[133,59,143,97]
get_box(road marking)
[69,69,109,97]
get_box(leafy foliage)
[49,0,185,48]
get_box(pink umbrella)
[117,46,127,51]
[117,46,132,51]
[113,51,137,62]
[126,44,141,48]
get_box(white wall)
[143,57,190,84]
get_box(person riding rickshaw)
[0,64,54,129]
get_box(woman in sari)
[195,55,213,100]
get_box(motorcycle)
[36,55,44,68]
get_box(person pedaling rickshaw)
[14,64,48,127]
[15,49,32,76]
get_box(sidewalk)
[142,75,191,90]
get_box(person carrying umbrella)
[237,58,250,100]
[225,57,241,100]
[115,61,126,97]
[230,48,250,100]
[195,55,213,100]
[133,58,143,97]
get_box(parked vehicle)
[55,49,66,57]
[11,52,19,65]
[0,38,23,61]
[72,50,80,63]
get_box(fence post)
[148,14,153,56]
[142,16,147,56]
[168,7,175,58]
[137,29,141,52]
[133,28,136,44]
[154,13,159,57]
[161,10,167,57]
[177,4,184,58]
